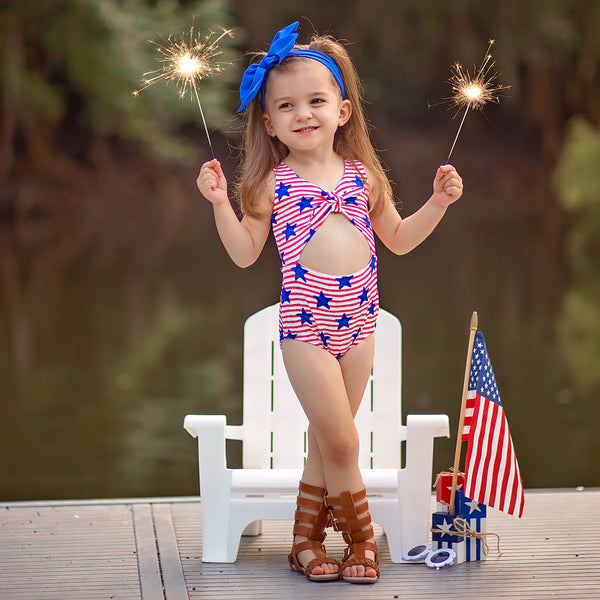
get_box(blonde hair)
[235,34,392,218]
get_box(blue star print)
[292,263,309,281]
[276,182,292,199]
[271,211,277,225]
[320,332,330,347]
[353,176,364,188]
[314,291,332,309]
[297,308,312,324]
[296,197,313,212]
[369,255,376,273]
[281,287,291,303]
[368,301,376,315]
[358,287,369,305]
[337,313,351,329]
[344,196,358,205]
[283,223,296,240]
[336,275,353,289]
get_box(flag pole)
[449,310,478,514]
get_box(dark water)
[2,133,599,501]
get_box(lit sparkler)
[134,26,234,156]
[445,40,510,163]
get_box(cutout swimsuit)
[272,159,379,358]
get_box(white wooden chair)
[184,303,449,563]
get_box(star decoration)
[358,287,369,305]
[314,291,332,309]
[296,197,313,212]
[437,519,454,537]
[276,182,292,199]
[292,263,309,281]
[281,287,291,303]
[297,308,313,325]
[336,313,351,329]
[283,222,296,240]
[336,275,353,289]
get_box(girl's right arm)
[197,159,272,268]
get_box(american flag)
[462,332,525,518]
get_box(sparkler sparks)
[134,26,234,156]
[445,40,510,163]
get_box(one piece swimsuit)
[272,159,379,359]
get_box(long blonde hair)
[235,34,392,218]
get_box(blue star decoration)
[353,176,364,188]
[276,182,292,199]
[281,287,291,303]
[319,332,330,347]
[314,291,332,309]
[368,301,376,315]
[337,313,351,329]
[336,275,353,289]
[358,287,369,305]
[344,196,358,205]
[369,255,377,273]
[271,211,278,225]
[292,263,309,281]
[283,222,296,240]
[297,308,313,324]
[305,228,316,243]
[296,197,313,212]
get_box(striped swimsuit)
[272,159,379,358]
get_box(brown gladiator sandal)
[287,481,340,581]
[327,487,380,584]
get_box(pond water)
[2,139,599,502]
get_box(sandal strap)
[298,481,327,497]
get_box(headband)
[237,21,346,112]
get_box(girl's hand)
[197,159,229,205]
[433,164,463,207]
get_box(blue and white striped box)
[431,512,466,564]
[455,490,487,562]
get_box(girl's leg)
[282,334,377,580]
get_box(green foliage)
[0,0,237,162]
[555,117,600,391]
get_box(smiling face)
[261,59,352,156]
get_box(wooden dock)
[1,489,599,599]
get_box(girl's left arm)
[371,164,462,255]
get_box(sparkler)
[445,40,510,163]
[134,26,234,156]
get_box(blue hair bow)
[238,21,299,112]
[237,21,346,112]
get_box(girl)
[197,21,463,584]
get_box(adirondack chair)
[184,303,449,563]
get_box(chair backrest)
[240,304,404,470]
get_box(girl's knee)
[320,428,359,467]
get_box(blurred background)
[1,0,599,501]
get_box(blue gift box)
[431,511,466,564]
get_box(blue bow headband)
[238,21,346,112]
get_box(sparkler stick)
[445,40,510,163]
[134,25,234,156]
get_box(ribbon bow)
[238,21,299,112]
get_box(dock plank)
[1,489,598,599]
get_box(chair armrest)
[183,414,232,491]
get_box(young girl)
[197,21,463,584]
